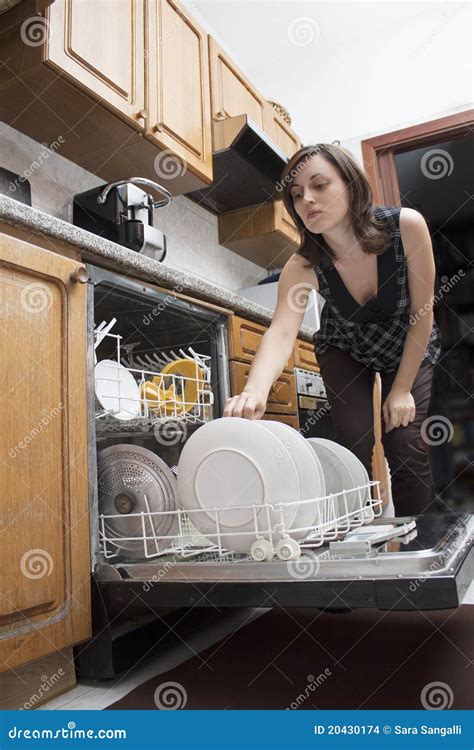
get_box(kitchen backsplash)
[0,122,269,292]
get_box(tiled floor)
[39,578,474,710]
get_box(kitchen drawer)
[294,338,319,371]
[229,360,297,415]
[229,315,295,373]
[260,412,299,429]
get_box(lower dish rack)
[98,479,384,562]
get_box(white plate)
[306,438,360,518]
[259,420,326,539]
[315,439,370,514]
[176,417,300,553]
[95,359,140,420]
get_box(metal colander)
[97,444,179,559]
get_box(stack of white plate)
[306,438,371,520]
[176,417,328,554]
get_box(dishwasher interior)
[76,264,474,678]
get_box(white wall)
[183,1,473,163]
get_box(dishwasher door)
[96,512,473,613]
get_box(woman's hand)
[223,390,267,419]
[382,387,416,433]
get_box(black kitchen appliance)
[295,367,335,440]
[73,177,171,260]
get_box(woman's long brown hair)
[279,143,392,269]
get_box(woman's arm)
[223,254,317,418]
[383,207,437,432]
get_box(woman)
[223,143,442,516]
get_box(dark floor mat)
[105,604,473,710]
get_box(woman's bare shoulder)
[283,253,319,292]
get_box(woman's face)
[289,153,351,233]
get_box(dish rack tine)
[94,317,117,349]
[135,354,151,368]
[150,352,164,366]
[94,320,107,334]
[188,346,210,376]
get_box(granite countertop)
[0,195,314,342]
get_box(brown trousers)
[316,345,436,516]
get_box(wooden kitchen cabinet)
[263,100,302,159]
[228,315,295,373]
[208,36,268,130]
[294,338,319,371]
[0,234,91,672]
[229,360,297,416]
[46,0,145,126]
[0,0,211,192]
[218,200,299,268]
[145,0,213,183]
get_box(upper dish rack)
[94,319,213,432]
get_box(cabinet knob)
[70,267,89,284]
[135,108,147,121]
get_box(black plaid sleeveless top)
[313,205,442,372]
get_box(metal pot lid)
[98,444,178,558]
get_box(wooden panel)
[46,0,145,124]
[263,100,302,158]
[146,0,212,182]
[0,234,91,672]
[218,200,299,268]
[229,315,294,373]
[208,36,267,128]
[294,338,319,371]
[0,647,75,710]
[371,373,390,504]
[260,412,299,430]
[229,360,297,415]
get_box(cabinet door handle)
[135,109,147,121]
[70,267,88,284]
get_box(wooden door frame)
[361,109,474,205]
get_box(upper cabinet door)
[0,235,91,673]
[145,0,212,182]
[46,0,145,125]
[208,36,267,130]
[263,101,302,159]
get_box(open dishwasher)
[77,264,474,677]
